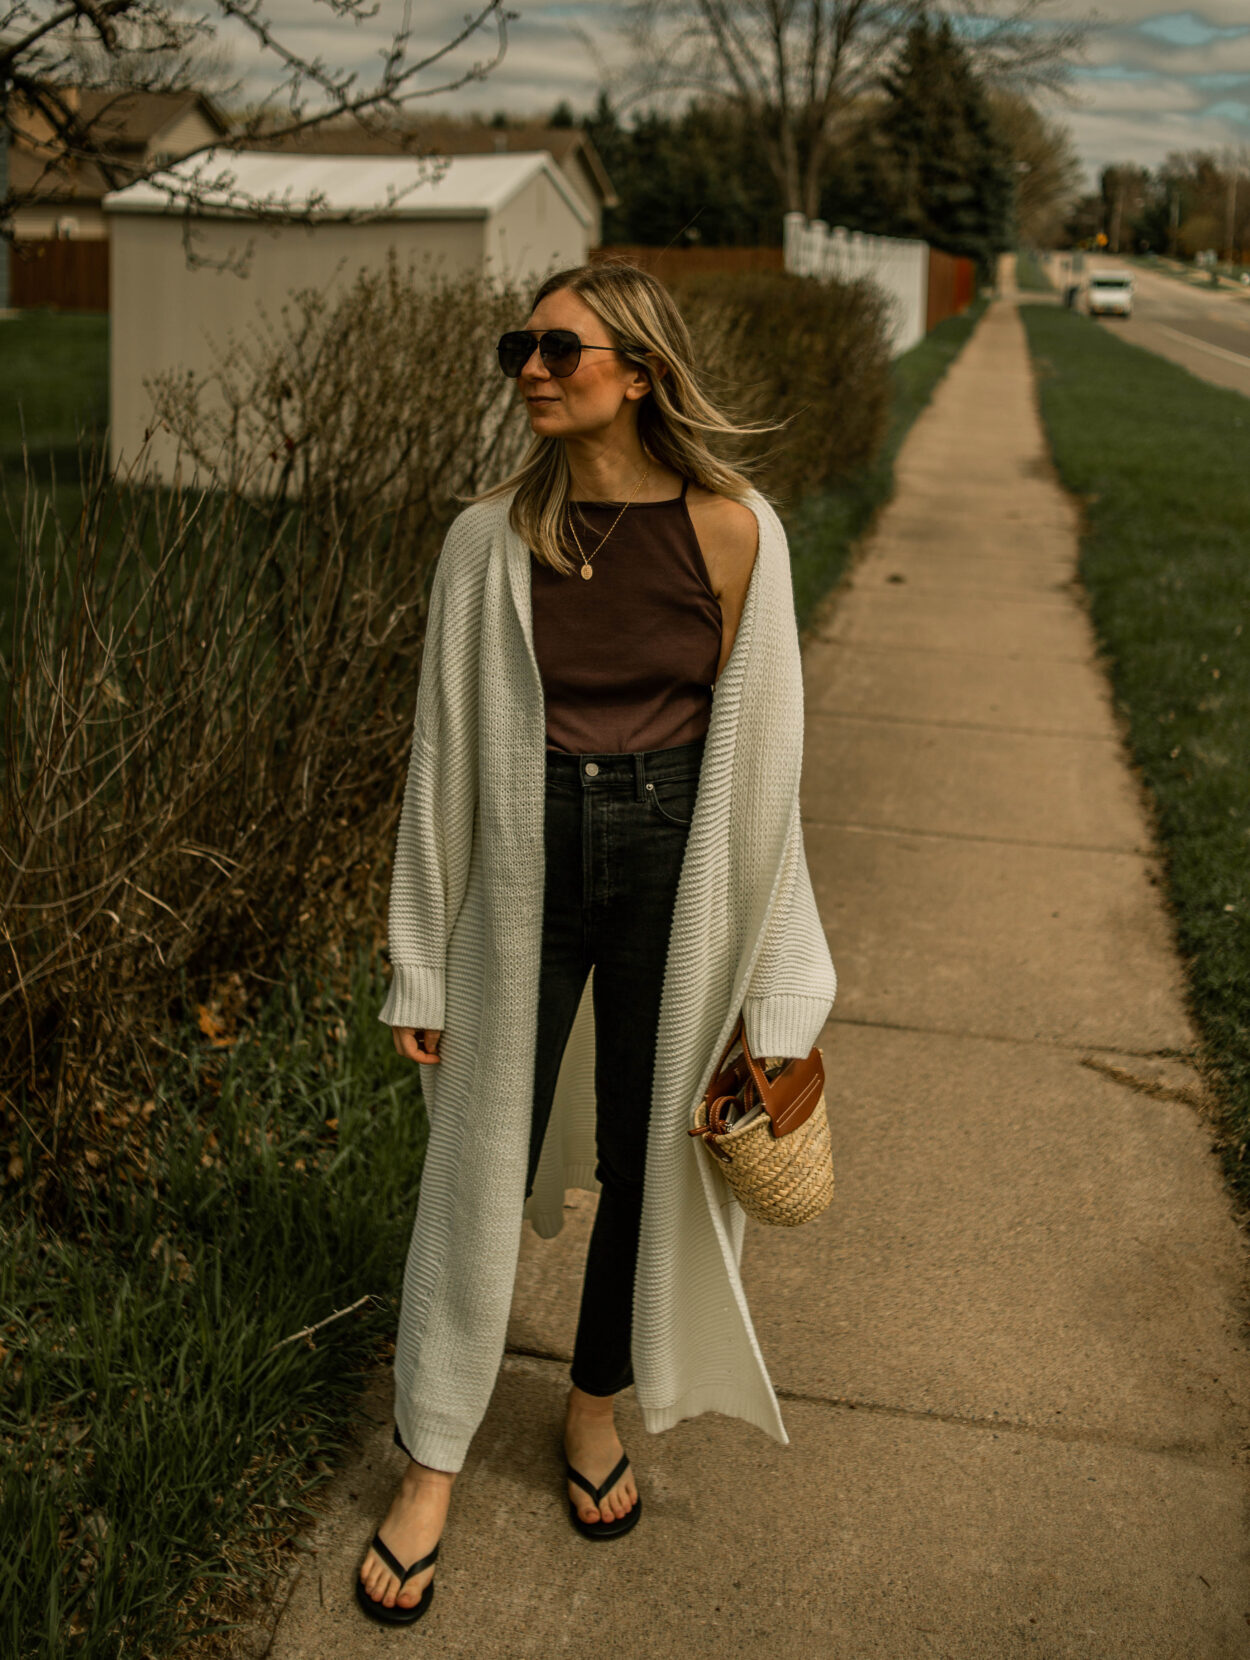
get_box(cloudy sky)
[236,1,1250,191]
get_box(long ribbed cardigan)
[377,488,836,1472]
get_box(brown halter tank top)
[529,478,723,755]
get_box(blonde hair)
[478,262,766,574]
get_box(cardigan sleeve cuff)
[377,962,446,1031]
[742,993,830,1060]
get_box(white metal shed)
[103,149,591,474]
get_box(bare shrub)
[0,262,528,1222]
[148,253,529,531]
[672,270,893,505]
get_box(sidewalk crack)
[828,1013,1198,1065]
[805,707,1116,742]
[801,815,1152,858]
[771,1386,1227,1465]
[1080,1053,1211,1113]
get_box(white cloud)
[215,1,1250,199]
[1077,28,1250,75]
[1065,72,1211,112]
[1042,93,1250,172]
[1083,1,1250,28]
[220,1,620,116]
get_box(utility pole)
[1227,171,1237,266]
[1223,147,1237,266]
[1110,174,1124,254]
[1168,186,1180,258]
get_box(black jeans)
[526,736,704,1397]
[393,736,703,1462]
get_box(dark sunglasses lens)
[539,330,582,377]
[497,332,535,377]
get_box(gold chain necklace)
[566,462,651,580]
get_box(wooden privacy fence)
[591,245,784,284]
[9,239,110,311]
[925,247,976,332]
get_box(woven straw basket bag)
[688,1015,834,1227]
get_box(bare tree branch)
[1,0,516,242]
[610,0,1090,216]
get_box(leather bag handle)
[692,1012,825,1143]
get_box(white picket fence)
[783,212,929,355]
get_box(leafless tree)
[986,87,1083,247]
[615,0,1090,219]
[0,0,513,240]
[62,1,241,96]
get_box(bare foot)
[358,1458,455,1612]
[563,1384,638,1524]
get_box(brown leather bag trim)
[768,1067,822,1136]
[691,1013,824,1145]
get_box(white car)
[1087,269,1134,317]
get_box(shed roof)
[246,119,617,209]
[102,148,591,226]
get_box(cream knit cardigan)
[377,488,836,1472]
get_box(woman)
[357,262,836,1624]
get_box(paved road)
[1046,252,1250,398]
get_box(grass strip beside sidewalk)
[1020,303,1250,1193]
[1013,250,1053,293]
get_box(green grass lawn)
[1019,303,1250,1192]
[0,312,111,621]
[788,293,990,630]
[0,312,109,465]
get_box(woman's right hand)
[393,1027,442,1064]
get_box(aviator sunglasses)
[496,328,636,379]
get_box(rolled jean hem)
[392,1416,467,1474]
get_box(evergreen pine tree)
[873,16,1014,278]
[584,96,783,247]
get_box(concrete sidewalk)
[258,294,1250,1658]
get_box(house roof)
[101,148,593,227]
[65,89,230,149]
[9,88,231,206]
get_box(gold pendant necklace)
[567,462,651,579]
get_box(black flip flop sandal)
[566,1450,642,1540]
[355,1530,440,1625]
